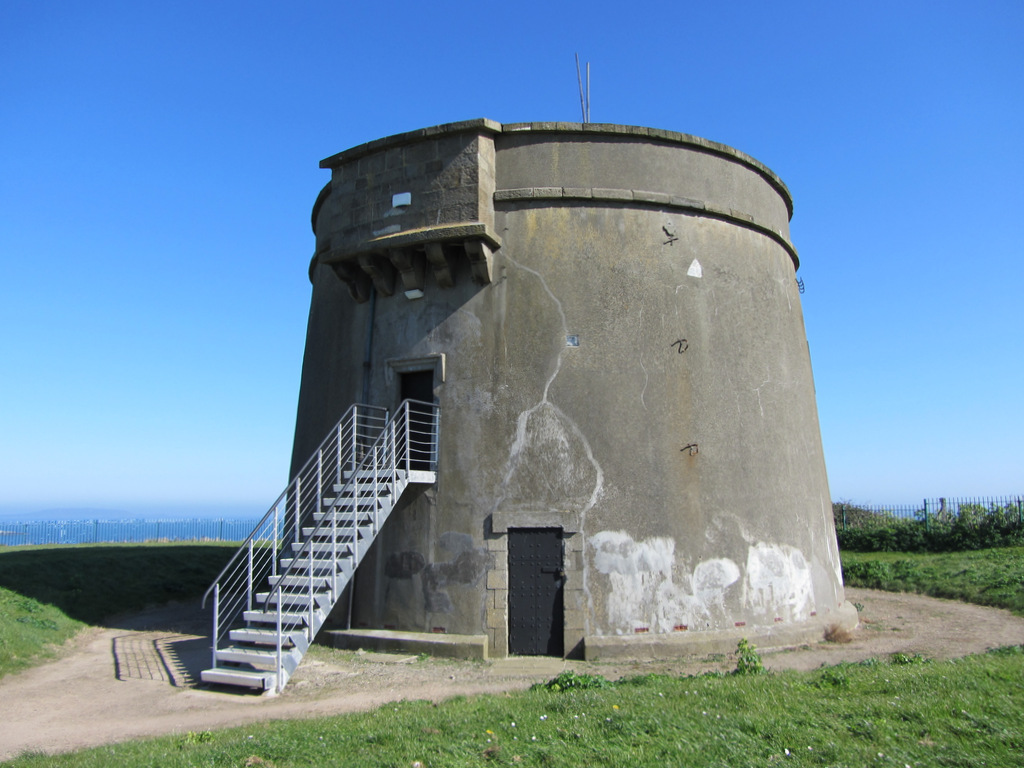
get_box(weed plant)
[7,646,1023,767]
[841,546,1024,615]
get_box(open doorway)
[399,370,435,472]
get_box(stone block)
[564,609,586,631]
[671,196,705,210]
[592,187,628,201]
[494,188,535,200]
[486,570,508,590]
[561,187,591,198]
[633,189,671,205]
[486,606,505,629]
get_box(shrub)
[733,638,764,675]
[836,501,1024,553]
[535,670,611,692]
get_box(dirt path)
[2,588,1023,762]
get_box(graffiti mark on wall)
[671,339,688,354]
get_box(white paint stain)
[590,532,817,632]
[744,542,815,619]
[687,259,702,278]
[589,531,739,634]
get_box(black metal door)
[508,528,564,656]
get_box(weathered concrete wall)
[292,120,854,659]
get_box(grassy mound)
[0,542,236,677]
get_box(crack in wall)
[493,255,605,636]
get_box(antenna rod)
[575,53,587,124]
[586,61,591,122]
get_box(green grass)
[0,543,236,677]
[841,546,1024,615]
[0,586,83,677]
[6,646,1024,767]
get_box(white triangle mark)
[687,259,702,278]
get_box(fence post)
[1017,497,1022,527]
[841,504,846,531]
[923,498,930,534]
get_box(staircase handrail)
[202,403,390,650]
[262,399,438,689]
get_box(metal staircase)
[200,400,438,694]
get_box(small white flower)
[532,736,537,741]
[784,749,790,756]
[539,715,547,721]
[511,722,516,727]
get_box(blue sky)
[1,0,1020,516]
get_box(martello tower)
[291,119,855,660]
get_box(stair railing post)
[355,403,362,459]
[272,504,279,578]
[317,449,323,516]
[276,590,283,694]
[308,539,315,643]
[404,402,411,474]
[211,582,220,669]
[247,539,254,612]
[294,477,302,544]
[389,412,398,512]
[337,419,344,487]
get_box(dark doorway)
[399,370,435,471]
[508,528,564,656]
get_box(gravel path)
[1,587,1022,761]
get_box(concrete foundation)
[293,119,853,661]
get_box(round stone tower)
[292,119,856,660]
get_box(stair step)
[322,495,387,507]
[278,556,344,572]
[229,627,307,647]
[312,510,369,523]
[215,645,302,667]
[244,608,323,625]
[291,540,362,554]
[201,667,276,691]
[255,590,333,608]
[300,526,362,540]
[268,574,334,590]
[340,470,404,482]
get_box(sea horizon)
[0,504,266,523]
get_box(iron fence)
[0,518,260,547]
[834,496,1024,531]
